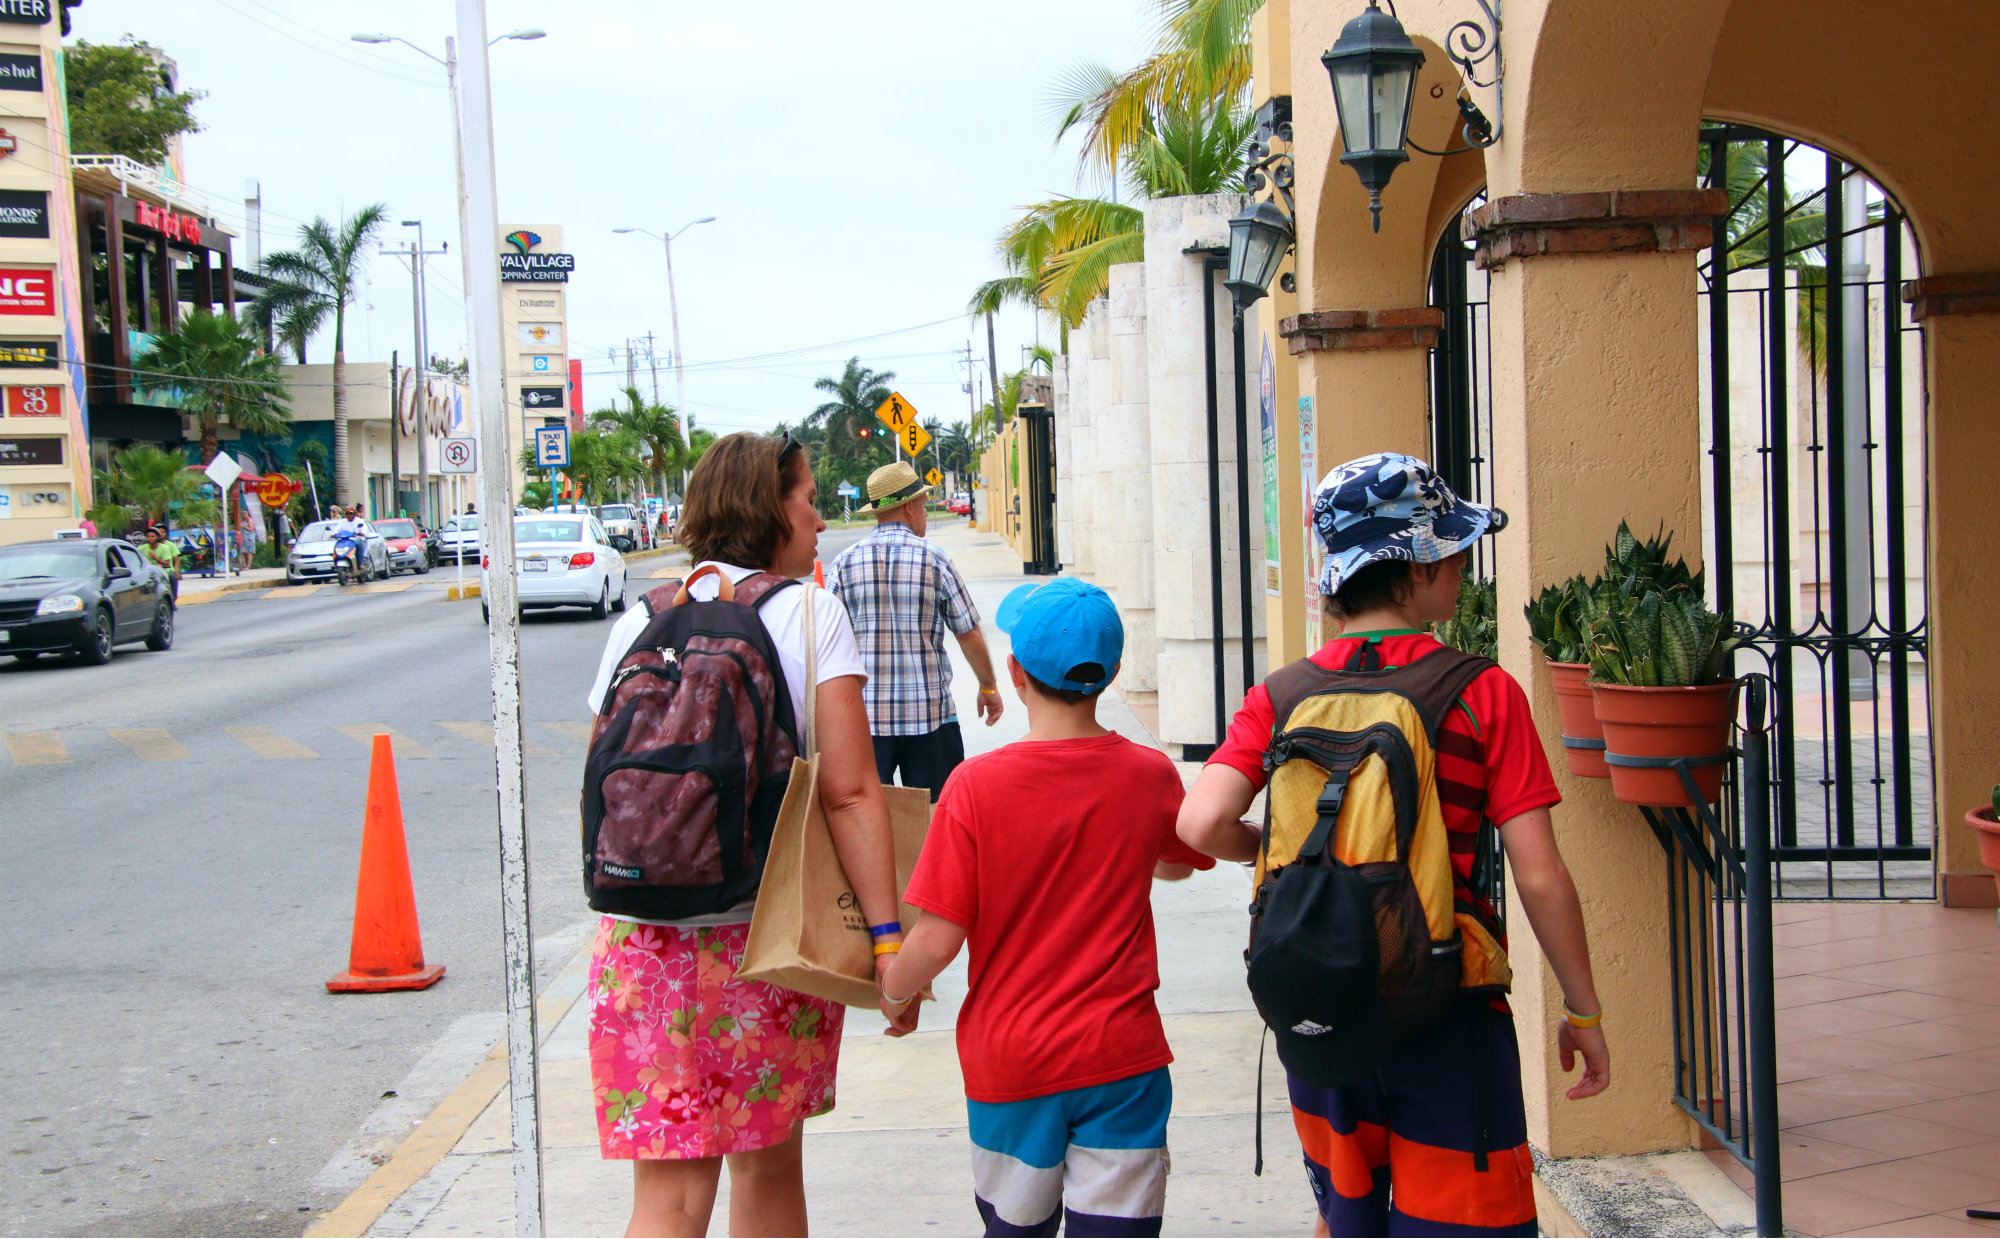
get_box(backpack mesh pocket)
[1362,862,1462,1038]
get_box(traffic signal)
[857,426,873,439]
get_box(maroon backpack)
[582,565,802,919]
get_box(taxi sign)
[874,391,918,434]
[899,421,931,457]
[533,425,569,469]
[925,467,942,487]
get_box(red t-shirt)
[1207,632,1560,926]
[903,732,1216,1104]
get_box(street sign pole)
[452,2,544,1233]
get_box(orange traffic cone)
[327,733,446,993]
[813,559,825,588]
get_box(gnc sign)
[0,267,51,314]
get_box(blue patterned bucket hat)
[1312,452,1507,596]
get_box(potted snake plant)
[1435,576,1497,660]
[1526,575,1608,778]
[1584,573,1740,808]
[1964,784,2000,901]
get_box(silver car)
[287,520,390,584]
[596,503,646,551]
[436,513,482,564]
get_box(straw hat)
[865,460,932,511]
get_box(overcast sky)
[71,0,1150,439]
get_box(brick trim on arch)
[1278,307,1444,354]
[1902,274,2000,321]
[1463,189,1730,270]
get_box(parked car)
[0,538,174,665]
[436,514,481,564]
[480,513,627,623]
[287,519,390,584]
[947,492,972,515]
[373,517,436,575]
[596,503,646,551]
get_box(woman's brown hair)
[678,432,811,569]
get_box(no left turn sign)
[441,436,478,474]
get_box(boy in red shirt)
[1177,453,1610,1237]
[883,578,1215,1237]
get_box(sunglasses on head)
[776,430,801,465]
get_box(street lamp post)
[614,218,714,496]
[391,220,449,529]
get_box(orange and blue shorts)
[1288,997,1536,1237]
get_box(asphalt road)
[0,528,870,1237]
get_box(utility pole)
[645,330,661,405]
[389,350,401,509]
[388,235,448,523]
[625,338,637,391]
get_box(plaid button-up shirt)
[827,520,979,737]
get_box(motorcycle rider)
[331,507,370,583]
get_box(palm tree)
[590,385,686,500]
[94,444,206,530]
[516,427,647,507]
[810,357,896,461]
[935,421,974,479]
[253,203,390,505]
[133,309,292,463]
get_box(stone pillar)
[1906,276,2000,908]
[1085,300,1117,584]
[1065,304,1100,576]
[1478,189,1725,1158]
[1102,262,1159,690]
[1144,193,1263,750]
[1284,308,1441,496]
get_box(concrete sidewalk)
[321,522,1308,1237]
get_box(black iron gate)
[1429,210,1496,579]
[1699,125,1932,900]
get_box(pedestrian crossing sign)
[925,467,941,486]
[875,391,917,434]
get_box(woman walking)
[584,431,911,1237]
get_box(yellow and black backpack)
[1246,639,1512,1090]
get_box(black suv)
[0,538,174,665]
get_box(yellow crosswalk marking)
[3,731,67,765]
[647,567,682,580]
[439,720,558,757]
[337,724,437,759]
[109,728,189,762]
[264,584,323,599]
[355,579,414,594]
[175,592,226,606]
[544,720,594,742]
[226,725,318,759]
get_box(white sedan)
[480,514,628,622]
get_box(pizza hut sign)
[135,202,203,244]
[0,268,51,314]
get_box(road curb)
[305,937,597,1239]
[177,574,290,601]
[443,583,480,601]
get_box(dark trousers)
[872,722,965,801]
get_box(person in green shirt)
[141,526,181,600]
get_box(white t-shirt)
[586,562,867,927]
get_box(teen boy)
[1176,453,1611,1237]
[882,578,1215,1238]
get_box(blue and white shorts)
[966,1068,1171,1238]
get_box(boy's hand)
[1558,1021,1610,1100]
[882,994,922,1037]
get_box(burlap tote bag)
[738,581,931,1008]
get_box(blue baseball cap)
[1312,452,1507,595]
[996,578,1122,695]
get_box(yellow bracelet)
[1563,1006,1603,1030]
[872,941,902,957]
[978,687,999,696]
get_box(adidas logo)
[1290,1019,1333,1036]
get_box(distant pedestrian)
[78,516,96,538]
[464,502,477,517]
[883,578,1215,1237]
[826,460,1001,801]
[582,431,912,1237]
[139,525,180,600]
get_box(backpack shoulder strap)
[1264,657,1342,734]
[641,581,682,615]
[1389,648,1497,743]
[734,572,801,610]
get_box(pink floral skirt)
[587,916,844,1159]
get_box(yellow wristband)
[1563,1006,1603,1029]
[872,941,901,957]
[978,687,999,696]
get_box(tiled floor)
[1701,900,2000,1236]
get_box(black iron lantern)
[1322,0,1426,232]
[1225,199,1294,308]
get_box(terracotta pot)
[1965,807,2000,901]
[1591,681,1738,807]
[1548,661,1609,780]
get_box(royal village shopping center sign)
[498,229,573,284]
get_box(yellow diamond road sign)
[900,421,932,457]
[875,391,917,434]
[925,467,942,486]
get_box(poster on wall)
[0,268,53,315]
[1299,396,1321,651]
[0,435,63,466]
[1260,335,1278,596]
[4,383,57,416]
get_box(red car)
[945,492,971,515]
[374,518,435,575]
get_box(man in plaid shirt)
[828,460,1003,798]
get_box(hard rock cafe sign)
[135,202,203,244]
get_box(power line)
[206,0,445,88]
